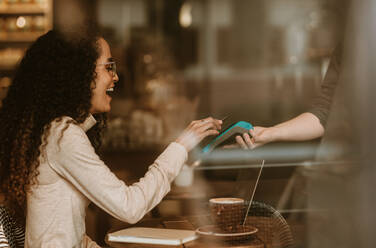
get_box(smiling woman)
[0,27,222,248]
[90,38,119,114]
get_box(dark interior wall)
[53,0,98,30]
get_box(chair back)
[245,201,294,248]
[0,206,25,248]
[1,223,10,247]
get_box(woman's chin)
[100,106,111,113]
[89,105,111,114]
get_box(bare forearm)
[237,112,325,149]
[273,112,325,141]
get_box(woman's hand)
[175,117,222,152]
[235,113,325,149]
[235,126,278,149]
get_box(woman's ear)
[90,80,96,90]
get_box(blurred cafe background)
[3,0,376,247]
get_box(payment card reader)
[202,121,253,153]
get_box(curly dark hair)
[0,29,107,223]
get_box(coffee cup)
[209,197,245,233]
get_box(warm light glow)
[289,56,298,64]
[16,16,26,28]
[146,79,161,92]
[179,2,192,28]
[143,54,152,64]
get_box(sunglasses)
[98,61,117,76]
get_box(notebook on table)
[107,227,198,246]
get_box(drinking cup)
[209,198,245,233]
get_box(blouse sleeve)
[308,44,343,127]
[46,122,187,224]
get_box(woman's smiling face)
[89,38,118,114]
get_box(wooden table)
[105,216,267,248]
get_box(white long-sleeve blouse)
[25,115,187,248]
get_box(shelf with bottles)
[0,0,52,42]
[0,0,50,13]
[0,5,47,14]
[0,47,23,70]
[0,30,46,42]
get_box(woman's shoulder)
[49,116,79,130]
[47,116,85,140]
[47,115,96,143]
[50,115,96,131]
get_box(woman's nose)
[113,72,119,83]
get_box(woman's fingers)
[242,133,254,149]
[249,128,256,138]
[235,133,255,150]
[194,118,221,136]
[222,144,240,149]
[194,117,222,130]
[196,121,220,134]
[236,135,248,149]
[176,117,222,152]
[196,119,222,139]
[199,129,220,140]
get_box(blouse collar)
[79,114,97,132]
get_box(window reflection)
[93,0,344,150]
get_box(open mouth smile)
[106,87,114,96]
